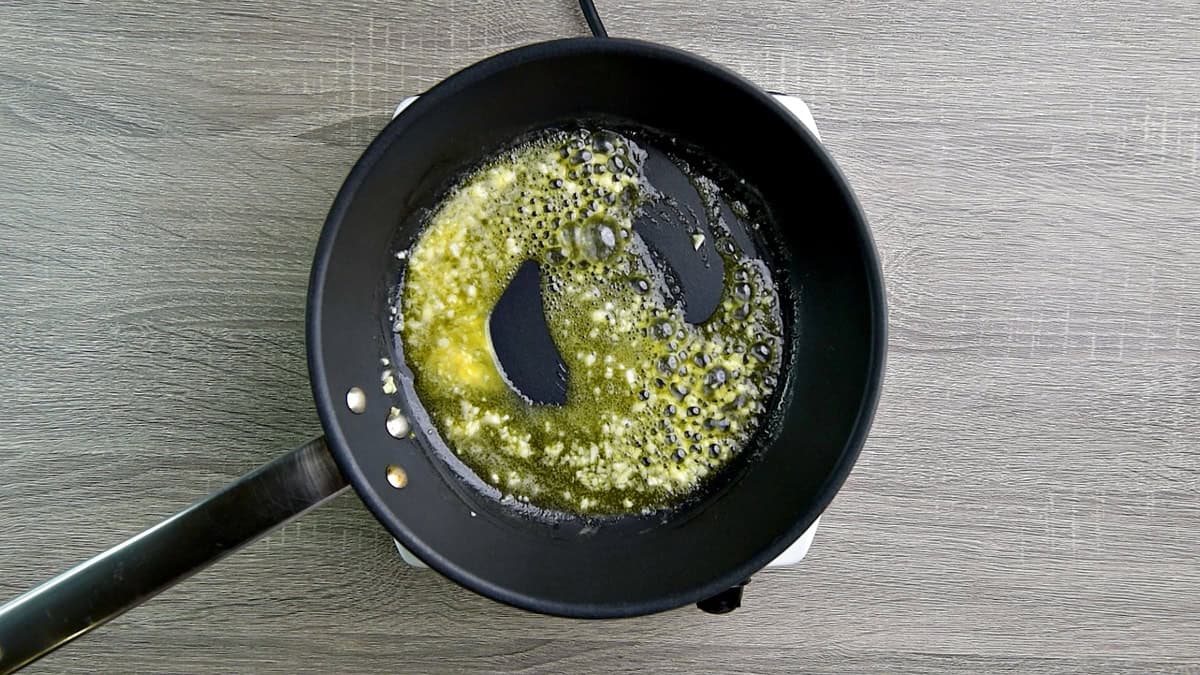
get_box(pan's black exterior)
[308,38,886,617]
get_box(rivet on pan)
[386,407,411,438]
[385,464,408,489]
[345,387,367,414]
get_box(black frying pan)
[0,21,885,675]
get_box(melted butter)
[398,129,783,514]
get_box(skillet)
[0,3,885,670]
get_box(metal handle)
[0,437,349,673]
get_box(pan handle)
[0,436,348,673]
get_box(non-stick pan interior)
[308,38,885,617]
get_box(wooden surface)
[2,0,1198,672]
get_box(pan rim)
[307,36,887,618]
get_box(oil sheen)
[396,129,783,515]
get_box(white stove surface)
[390,92,822,569]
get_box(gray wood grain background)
[2,0,1198,672]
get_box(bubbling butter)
[397,129,783,514]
